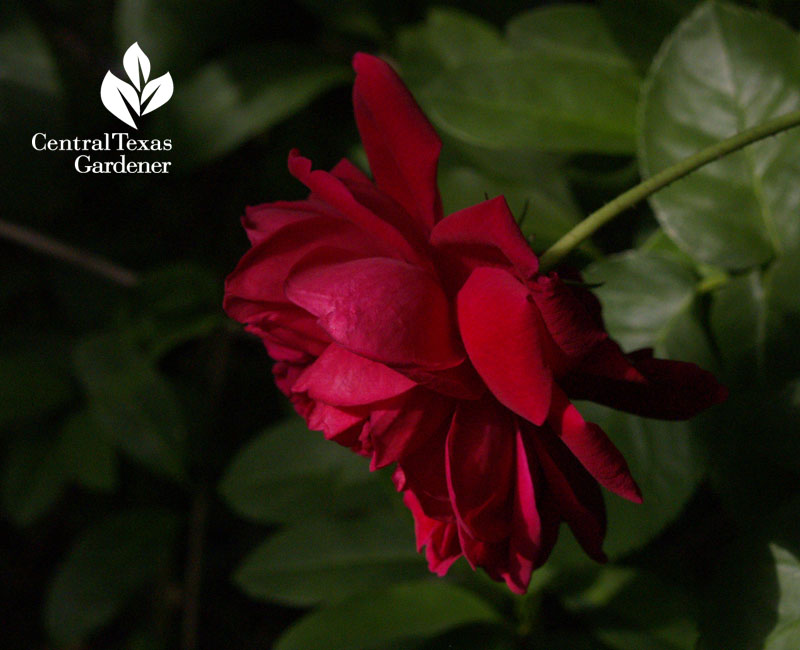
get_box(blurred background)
[3,0,800,648]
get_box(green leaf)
[639,1,800,269]
[576,402,704,560]
[218,415,387,524]
[415,5,640,154]
[1,435,67,526]
[234,511,427,606]
[58,411,118,492]
[129,264,224,361]
[45,509,179,646]
[161,44,349,164]
[710,254,800,384]
[274,581,501,650]
[72,333,187,481]
[600,0,702,70]
[395,8,504,87]
[765,545,800,649]
[584,249,714,368]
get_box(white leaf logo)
[101,43,173,128]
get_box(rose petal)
[242,199,340,246]
[329,158,372,185]
[352,53,443,231]
[527,423,607,563]
[286,254,463,369]
[403,491,461,576]
[457,267,552,425]
[293,344,416,407]
[288,150,427,266]
[224,215,376,313]
[529,274,607,367]
[445,397,515,543]
[564,341,728,420]
[430,196,540,286]
[501,427,560,593]
[368,388,454,469]
[548,387,641,503]
[396,429,454,521]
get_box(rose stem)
[0,218,139,286]
[538,108,800,272]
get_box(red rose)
[224,53,727,593]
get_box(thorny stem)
[538,109,800,272]
[0,218,138,286]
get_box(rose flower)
[224,53,726,593]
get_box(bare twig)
[0,218,139,287]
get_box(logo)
[101,43,173,129]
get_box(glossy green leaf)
[1,436,67,526]
[234,512,426,606]
[639,1,800,269]
[219,415,386,523]
[584,249,714,368]
[416,5,640,154]
[161,44,349,164]
[710,253,800,384]
[577,402,704,560]
[72,333,187,481]
[274,581,501,650]
[45,509,178,645]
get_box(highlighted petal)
[352,53,443,230]
[293,344,416,407]
[457,267,552,425]
[286,255,463,369]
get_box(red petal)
[293,344,416,407]
[288,150,427,266]
[286,254,463,369]
[352,53,443,231]
[527,423,607,563]
[403,491,461,576]
[242,199,339,246]
[564,341,728,420]
[368,388,454,469]
[329,158,372,184]
[502,427,560,592]
[430,196,539,284]
[548,387,641,503]
[445,397,515,543]
[224,214,375,314]
[396,428,454,521]
[457,267,552,425]
[529,274,607,367]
